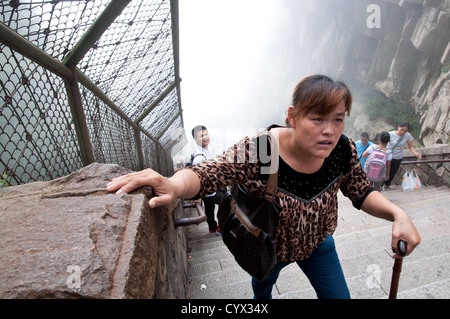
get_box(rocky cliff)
[251,0,449,145]
[304,0,449,144]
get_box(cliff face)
[373,0,449,146]
[263,0,449,145]
[317,0,449,145]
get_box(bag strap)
[265,171,278,201]
[390,133,405,151]
[358,142,370,159]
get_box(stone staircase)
[185,185,450,299]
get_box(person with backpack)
[362,131,392,191]
[191,125,223,235]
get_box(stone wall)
[391,143,450,187]
[0,163,188,298]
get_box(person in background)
[385,122,422,189]
[191,125,223,235]
[355,132,372,168]
[362,131,392,192]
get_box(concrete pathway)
[185,185,450,299]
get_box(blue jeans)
[252,235,350,299]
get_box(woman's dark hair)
[286,74,352,126]
[379,131,390,144]
[398,122,410,129]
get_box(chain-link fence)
[1,0,184,187]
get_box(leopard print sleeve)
[339,138,374,209]
[188,135,260,198]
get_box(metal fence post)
[64,72,95,166]
[134,128,145,170]
[155,143,162,173]
[62,0,132,69]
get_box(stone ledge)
[0,163,187,298]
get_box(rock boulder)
[0,163,187,298]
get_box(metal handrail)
[401,159,450,165]
[175,202,207,227]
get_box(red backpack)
[364,148,388,182]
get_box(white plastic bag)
[402,169,422,191]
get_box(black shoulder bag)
[217,133,281,281]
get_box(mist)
[177,0,448,160]
[178,0,315,157]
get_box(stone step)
[186,263,252,298]
[187,216,450,282]
[335,205,449,237]
[383,185,449,203]
[187,276,254,299]
[397,278,450,299]
[335,186,450,236]
[339,186,450,218]
[188,235,225,253]
[185,186,450,299]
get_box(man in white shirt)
[191,125,223,235]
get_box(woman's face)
[288,99,346,160]
[396,126,408,136]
